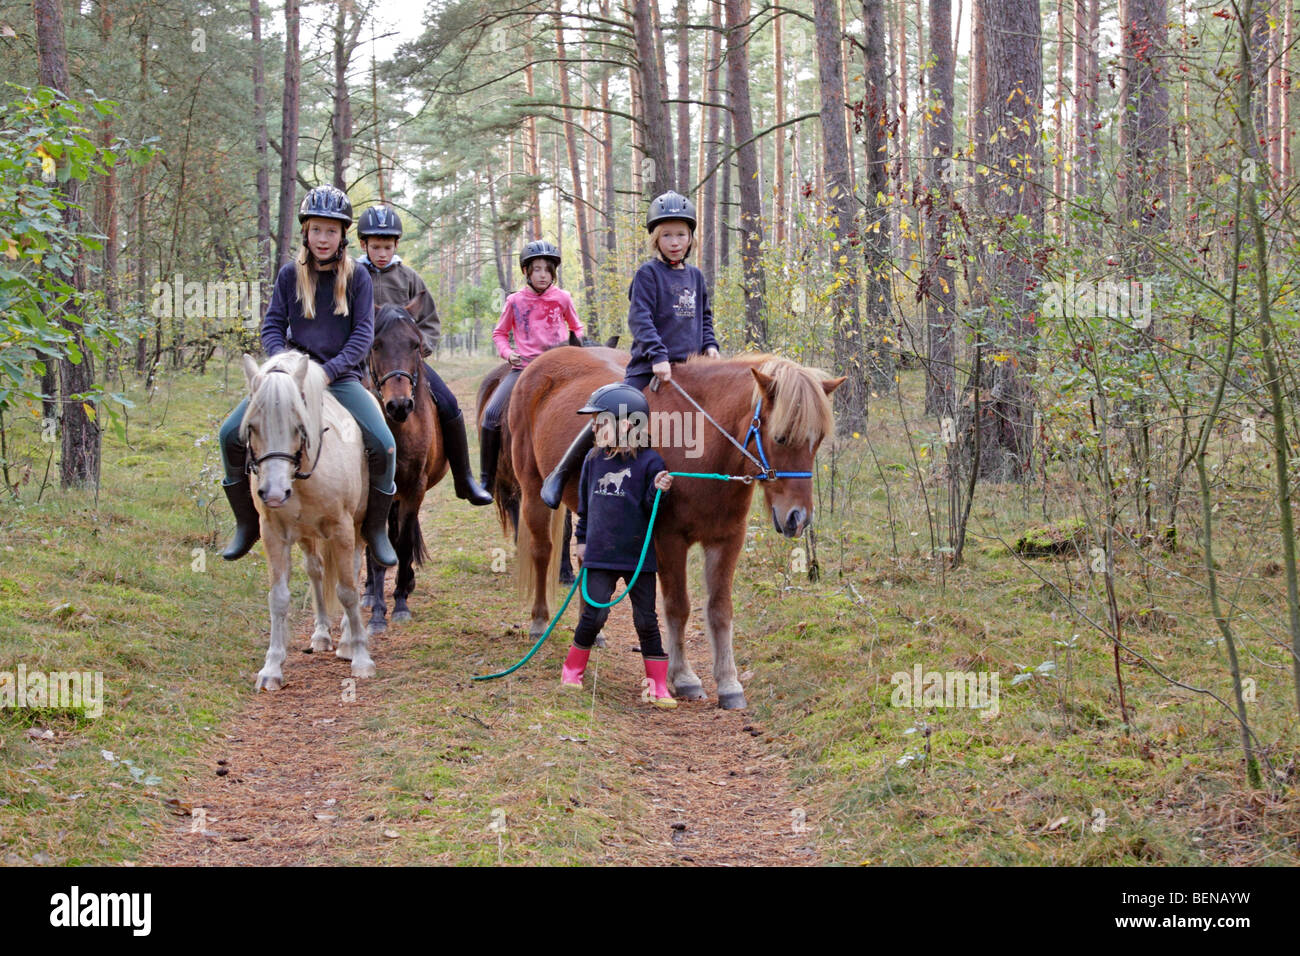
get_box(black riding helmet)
[357,204,402,239]
[578,383,650,419]
[520,239,561,271]
[646,191,696,232]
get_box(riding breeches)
[572,569,664,657]
[481,367,522,432]
[423,362,461,422]
[219,378,397,493]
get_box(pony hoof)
[558,570,575,585]
[256,674,283,692]
[673,682,706,701]
[336,644,354,661]
[310,637,333,653]
[717,691,748,710]
[351,660,377,679]
[392,610,412,624]
[594,631,607,648]
[367,622,387,637]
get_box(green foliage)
[0,84,151,415]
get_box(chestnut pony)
[362,302,448,634]
[509,346,843,709]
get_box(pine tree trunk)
[632,0,675,196]
[814,0,865,431]
[863,0,894,395]
[275,0,301,271]
[726,0,766,346]
[970,0,1042,483]
[251,0,272,301]
[554,8,599,331]
[701,0,725,286]
[774,10,786,247]
[676,0,690,190]
[331,0,355,189]
[35,0,99,488]
[925,0,956,418]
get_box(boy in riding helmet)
[541,191,717,508]
[356,204,492,506]
[479,239,584,495]
[560,383,676,708]
[218,184,399,568]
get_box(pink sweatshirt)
[493,285,584,363]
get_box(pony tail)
[335,255,354,317]
[295,246,317,319]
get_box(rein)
[659,377,813,482]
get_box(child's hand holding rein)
[654,470,673,493]
[652,360,672,383]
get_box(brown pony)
[362,302,448,633]
[508,346,843,709]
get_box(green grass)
[1,354,1296,865]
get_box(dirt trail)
[144,367,816,866]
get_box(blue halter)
[744,395,813,482]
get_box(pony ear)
[405,291,424,319]
[291,354,309,389]
[242,354,260,391]
[822,376,847,396]
[750,367,776,396]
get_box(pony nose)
[783,508,806,538]
[386,398,413,421]
[259,485,290,505]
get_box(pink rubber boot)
[561,644,591,688]
[642,657,677,709]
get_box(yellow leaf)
[82,402,96,422]
[4,239,17,261]
[36,144,55,178]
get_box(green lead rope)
[471,471,734,681]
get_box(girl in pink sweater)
[479,240,585,494]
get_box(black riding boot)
[363,485,399,568]
[479,425,502,497]
[540,427,595,509]
[441,409,492,505]
[221,477,261,561]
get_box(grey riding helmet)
[299,185,353,226]
[646,191,696,232]
[520,239,561,271]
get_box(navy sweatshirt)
[574,447,668,573]
[261,260,374,383]
[625,258,718,381]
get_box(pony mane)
[740,354,835,450]
[374,303,421,341]
[240,350,328,464]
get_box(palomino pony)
[509,347,843,709]
[362,302,448,634]
[238,351,374,690]
[476,331,619,584]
